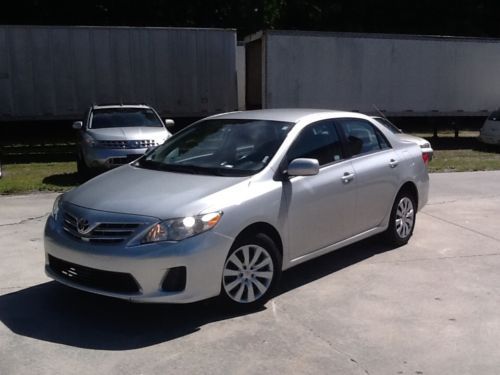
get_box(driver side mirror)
[286,158,319,177]
[72,121,83,130]
[164,119,175,128]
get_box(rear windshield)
[372,117,402,134]
[90,108,163,129]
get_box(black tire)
[384,190,417,247]
[220,232,282,310]
[76,154,91,183]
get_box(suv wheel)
[76,153,90,182]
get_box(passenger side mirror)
[286,158,319,177]
[164,119,175,128]
[72,121,83,130]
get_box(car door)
[335,118,400,234]
[284,119,357,260]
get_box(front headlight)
[51,194,63,220]
[82,132,97,147]
[141,211,223,243]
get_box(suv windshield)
[135,119,294,176]
[91,108,163,129]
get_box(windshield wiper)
[135,160,252,177]
[135,160,210,175]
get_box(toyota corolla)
[44,109,429,309]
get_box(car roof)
[207,108,367,123]
[92,104,152,110]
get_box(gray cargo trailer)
[245,30,500,116]
[0,26,237,120]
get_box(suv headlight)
[51,194,63,220]
[82,133,97,147]
[141,211,222,243]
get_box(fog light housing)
[161,267,186,292]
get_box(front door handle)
[341,172,355,184]
[389,159,399,168]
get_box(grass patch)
[0,162,78,194]
[429,149,500,172]
[1,131,500,195]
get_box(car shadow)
[0,236,392,350]
[42,172,80,187]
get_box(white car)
[479,111,500,145]
[372,116,433,165]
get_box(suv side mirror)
[72,121,83,130]
[164,119,175,128]
[287,158,319,177]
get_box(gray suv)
[73,104,172,179]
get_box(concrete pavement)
[1,171,500,374]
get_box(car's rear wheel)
[221,233,281,310]
[385,190,416,246]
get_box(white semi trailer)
[0,26,238,120]
[245,30,500,116]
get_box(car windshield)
[90,108,163,129]
[373,117,402,134]
[134,119,294,176]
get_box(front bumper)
[478,134,500,145]
[44,214,234,303]
[82,146,148,170]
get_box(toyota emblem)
[76,218,91,234]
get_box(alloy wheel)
[395,197,414,239]
[222,244,274,304]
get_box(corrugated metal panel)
[0,26,237,120]
[236,44,246,110]
[261,31,500,115]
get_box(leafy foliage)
[1,0,500,39]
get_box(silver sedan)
[44,109,429,309]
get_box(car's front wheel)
[385,190,417,246]
[221,232,281,310]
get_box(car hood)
[87,127,169,141]
[396,133,431,148]
[64,165,249,219]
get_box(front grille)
[63,211,142,244]
[97,140,158,149]
[48,255,140,294]
[109,154,141,165]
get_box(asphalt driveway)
[1,171,499,375]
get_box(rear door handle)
[389,159,399,168]
[341,172,355,183]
